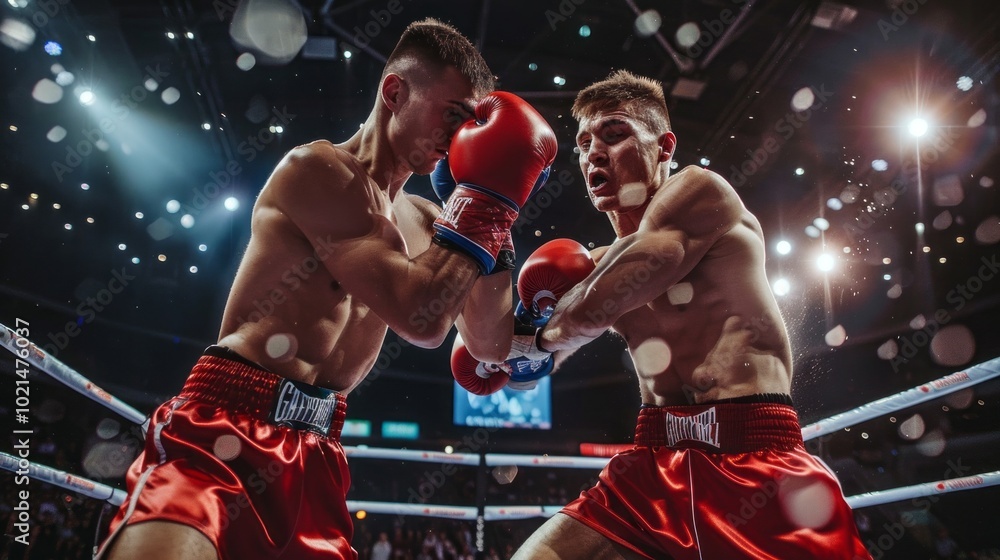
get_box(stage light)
[634,10,662,37]
[813,217,830,231]
[816,253,835,272]
[908,118,928,137]
[871,159,888,171]
[343,49,352,59]
[791,87,815,111]
[131,257,140,264]
[198,244,208,252]
[180,214,195,228]
[201,122,211,130]
[224,197,240,211]
[79,89,95,106]
[166,31,175,39]
[86,34,95,42]
[794,167,805,176]
[827,198,843,210]
[158,254,167,262]
[166,200,180,213]
[776,240,791,255]
[80,183,90,190]
[915,222,925,234]
[553,76,566,86]
[236,52,256,71]
[161,87,180,105]
[699,157,710,166]
[189,266,198,273]
[444,445,454,454]
[956,76,973,91]
[773,278,790,297]
[578,25,591,37]
[135,212,144,219]
[118,244,126,251]
[528,62,537,71]
[44,41,61,55]
[675,22,699,48]
[185,31,194,39]
[64,223,72,230]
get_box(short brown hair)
[572,70,671,135]
[384,18,495,97]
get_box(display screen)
[453,376,552,429]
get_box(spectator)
[371,531,393,560]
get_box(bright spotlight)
[813,217,830,231]
[827,198,843,211]
[224,197,239,211]
[773,278,790,297]
[794,167,805,176]
[78,89,95,106]
[908,118,928,137]
[201,122,211,130]
[198,244,208,252]
[871,159,888,171]
[44,41,61,55]
[578,25,591,37]
[699,157,710,166]
[553,76,566,86]
[180,214,195,228]
[776,240,792,255]
[956,76,973,91]
[166,199,180,213]
[343,49,352,59]
[166,31,175,39]
[816,253,835,272]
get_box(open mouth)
[589,172,610,192]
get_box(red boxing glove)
[517,238,596,318]
[433,92,558,274]
[451,336,511,396]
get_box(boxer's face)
[576,107,664,212]
[392,65,475,175]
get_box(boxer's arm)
[271,143,480,348]
[540,167,742,351]
[455,272,515,363]
[409,194,514,363]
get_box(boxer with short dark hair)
[510,70,870,559]
[98,18,557,560]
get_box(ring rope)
[345,446,479,465]
[844,470,1000,509]
[345,500,478,520]
[0,451,127,506]
[0,322,146,425]
[801,356,1000,440]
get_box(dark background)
[2,0,1000,557]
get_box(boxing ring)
[2,320,999,548]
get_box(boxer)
[98,19,556,560]
[509,70,870,559]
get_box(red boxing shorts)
[95,346,356,559]
[561,397,871,560]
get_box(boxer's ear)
[380,73,407,113]
[658,131,677,162]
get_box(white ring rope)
[0,451,127,506]
[346,500,478,520]
[0,322,146,425]
[345,446,479,465]
[801,356,1000,440]
[845,470,1000,509]
[485,453,610,469]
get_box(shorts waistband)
[179,346,347,439]
[634,402,802,453]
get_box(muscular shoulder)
[403,193,442,226]
[644,166,743,237]
[261,140,380,241]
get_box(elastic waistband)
[634,402,802,453]
[179,346,347,440]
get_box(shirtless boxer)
[97,19,556,560]
[509,70,870,559]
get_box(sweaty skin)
[216,66,512,393]
[540,110,792,405]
